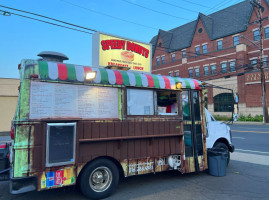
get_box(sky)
[0,0,244,79]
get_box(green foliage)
[213,115,232,121]
[238,114,263,122]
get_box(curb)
[231,121,269,125]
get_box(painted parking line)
[231,152,269,166]
[232,130,269,134]
[236,148,269,155]
[232,137,245,139]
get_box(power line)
[121,0,192,21]
[0,9,93,34]
[157,0,198,14]
[60,0,159,30]
[0,4,97,33]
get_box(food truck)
[9,33,233,199]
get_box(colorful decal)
[55,170,64,185]
[46,171,55,187]
[121,157,169,177]
[41,172,46,189]
[93,32,152,73]
[37,61,202,90]
[41,167,75,190]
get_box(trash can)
[207,148,228,177]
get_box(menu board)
[29,81,119,119]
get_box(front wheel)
[79,158,119,200]
[214,142,230,166]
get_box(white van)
[205,108,235,164]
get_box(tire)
[213,142,230,166]
[79,159,119,200]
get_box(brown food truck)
[10,58,207,199]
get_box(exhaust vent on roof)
[38,51,69,63]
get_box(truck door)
[182,90,205,173]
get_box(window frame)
[265,27,269,39]
[229,61,236,72]
[156,57,160,65]
[233,36,239,46]
[204,65,209,76]
[195,68,200,77]
[202,44,207,54]
[253,30,260,41]
[126,87,181,117]
[221,62,227,74]
[188,68,193,78]
[171,53,175,62]
[161,55,165,64]
[211,64,216,75]
[217,40,223,50]
[195,46,200,56]
[182,50,186,58]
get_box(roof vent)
[37,51,69,63]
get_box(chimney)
[37,51,69,63]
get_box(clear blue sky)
[0,0,244,78]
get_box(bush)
[238,114,263,122]
[213,115,232,121]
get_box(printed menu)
[29,81,119,119]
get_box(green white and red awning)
[38,61,202,90]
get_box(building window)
[217,40,223,50]
[182,50,186,58]
[156,57,160,65]
[233,36,239,46]
[214,93,234,112]
[221,63,227,73]
[161,55,165,64]
[251,59,258,67]
[202,44,207,54]
[188,69,193,78]
[211,64,216,74]
[195,68,199,77]
[265,27,269,39]
[204,66,209,76]
[169,71,173,76]
[195,46,200,56]
[263,57,268,68]
[229,61,236,72]
[171,53,175,62]
[175,71,179,77]
[253,30,260,41]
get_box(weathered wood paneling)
[78,120,183,163]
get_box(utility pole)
[250,0,268,123]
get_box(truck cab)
[205,108,235,164]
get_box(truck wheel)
[214,142,230,166]
[79,158,119,200]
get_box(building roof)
[34,60,202,90]
[150,0,257,54]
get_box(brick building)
[150,0,269,117]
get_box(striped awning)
[38,61,202,90]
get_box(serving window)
[126,88,180,116]
[157,91,178,115]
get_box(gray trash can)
[207,148,228,177]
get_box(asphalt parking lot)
[0,124,268,200]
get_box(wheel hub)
[89,166,112,192]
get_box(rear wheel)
[79,159,119,199]
[214,142,230,166]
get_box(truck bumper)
[10,176,37,194]
[229,144,235,153]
